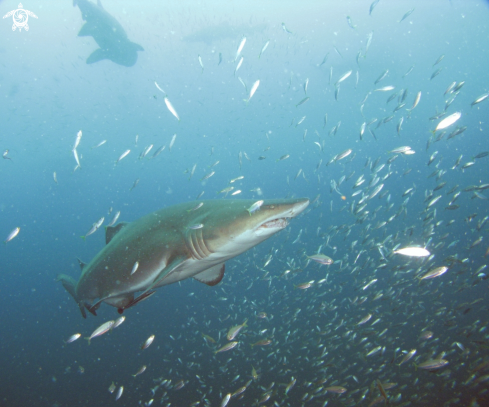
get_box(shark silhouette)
[73,0,143,67]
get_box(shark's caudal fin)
[57,274,87,318]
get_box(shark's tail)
[57,274,87,318]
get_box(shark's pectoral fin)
[78,22,94,37]
[105,222,129,245]
[193,263,226,286]
[131,42,144,52]
[57,274,86,318]
[86,48,109,64]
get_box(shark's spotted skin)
[74,0,143,67]
[58,198,309,318]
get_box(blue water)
[1,0,489,406]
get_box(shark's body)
[58,198,309,318]
[74,0,143,67]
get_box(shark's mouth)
[259,218,289,229]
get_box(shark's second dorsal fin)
[193,263,226,286]
[77,258,87,271]
[106,222,129,245]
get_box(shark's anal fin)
[77,258,87,271]
[193,263,226,286]
[117,291,156,314]
[57,274,86,319]
[105,222,129,245]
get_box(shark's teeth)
[260,218,288,229]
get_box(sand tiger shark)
[58,198,309,318]
[73,0,143,67]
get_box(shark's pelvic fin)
[86,48,109,64]
[193,264,226,286]
[117,291,156,314]
[57,274,86,318]
[105,222,129,245]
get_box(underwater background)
[1,0,489,406]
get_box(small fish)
[234,56,243,76]
[307,254,333,265]
[335,149,352,161]
[281,22,293,34]
[335,70,352,86]
[357,314,372,325]
[230,176,244,183]
[201,171,215,181]
[73,148,81,168]
[2,149,12,160]
[107,211,120,227]
[245,80,260,103]
[247,200,264,215]
[108,382,116,393]
[419,266,448,280]
[417,359,449,370]
[214,341,238,354]
[375,86,395,92]
[285,377,296,395]
[346,15,356,30]
[325,386,347,394]
[115,386,124,401]
[435,112,461,132]
[72,130,82,151]
[4,227,20,243]
[235,36,246,61]
[132,365,147,377]
[277,154,290,162]
[154,81,165,94]
[251,339,272,347]
[141,335,155,350]
[116,149,131,164]
[198,54,204,73]
[227,319,248,341]
[399,349,416,366]
[296,97,310,107]
[169,134,177,151]
[471,93,489,107]
[221,393,232,407]
[130,261,139,275]
[369,0,380,15]
[259,40,270,58]
[374,69,388,84]
[399,8,414,23]
[164,97,180,121]
[81,217,104,240]
[86,320,115,344]
[394,247,430,257]
[218,52,222,65]
[112,316,126,329]
[129,178,140,191]
[66,333,82,343]
[188,202,204,212]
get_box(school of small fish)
[3,1,489,407]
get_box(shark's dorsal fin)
[193,263,225,286]
[105,222,129,245]
[97,0,104,9]
[77,258,87,271]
